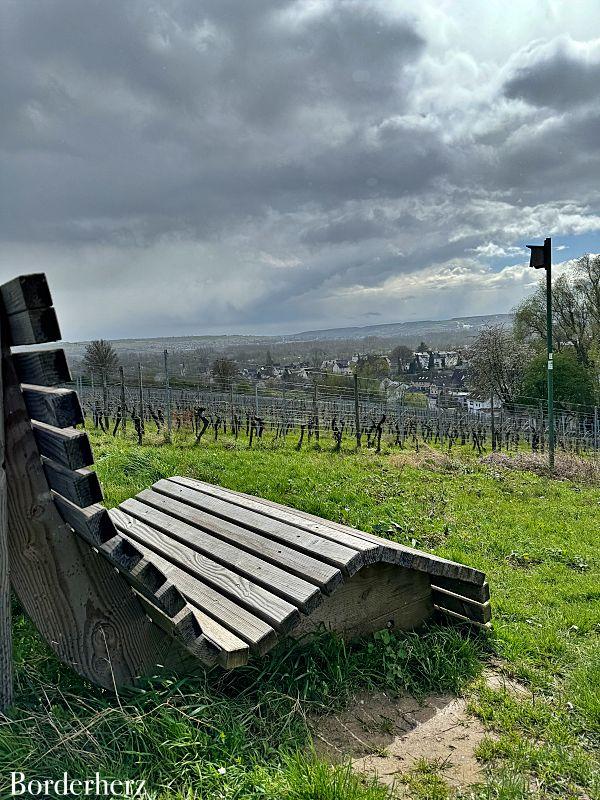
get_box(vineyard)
[73,369,600,457]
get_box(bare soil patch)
[312,690,487,792]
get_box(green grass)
[1,426,599,799]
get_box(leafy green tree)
[404,391,427,408]
[517,350,596,409]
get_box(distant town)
[63,312,514,413]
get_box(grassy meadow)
[1,426,599,799]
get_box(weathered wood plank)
[434,605,492,630]
[432,586,492,624]
[121,498,323,613]
[0,274,52,315]
[134,593,221,667]
[169,477,381,562]
[2,321,180,689]
[154,479,364,575]
[43,458,103,507]
[12,349,71,386]
[111,508,301,632]
[52,494,119,545]
[0,320,11,710]
[138,488,343,592]
[189,479,487,587]
[32,420,93,469]
[110,509,276,654]
[292,563,433,639]
[7,307,61,346]
[22,384,84,428]
[431,577,490,604]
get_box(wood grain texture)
[138,487,342,592]
[0,274,52,315]
[0,316,11,710]
[154,479,363,575]
[110,509,275,655]
[120,497,323,613]
[291,563,433,638]
[32,420,94,470]
[2,334,181,689]
[188,479,487,587]
[111,508,301,632]
[12,349,71,386]
[432,586,492,624]
[7,307,61,346]
[169,477,381,562]
[43,459,103,507]
[22,384,84,428]
[52,494,120,545]
[134,593,221,667]
[431,576,490,603]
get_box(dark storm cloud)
[1,1,599,338]
[503,38,600,109]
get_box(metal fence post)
[164,350,172,442]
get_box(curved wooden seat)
[1,274,490,689]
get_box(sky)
[1,0,600,341]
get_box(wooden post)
[255,383,259,416]
[137,362,144,442]
[119,366,126,435]
[490,393,495,451]
[164,350,172,443]
[229,382,235,434]
[0,311,12,712]
[594,406,598,452]
[354,372,361,447]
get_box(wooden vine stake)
[0,312,13,712]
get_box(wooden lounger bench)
[0,274,491,690]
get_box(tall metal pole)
[545,237,555,471]
[354,372,361,447]
[164,349,172,443]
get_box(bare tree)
[514,253,600,367]
[469,324,530,404]
[83,339,119,379]
[211,357,238,391]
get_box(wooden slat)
[43,458,103,507]
[111,508,301,632]
[3,305,184,691]
[434,605,492,630]
[110,509,276,654]
[138,488,342,592]
[134,594,220,667]
[432,586,491,624]
[7,307,61,346]
[11,349,71,386]
[52,494,117,545]
[120,498,323,614]
[22,384,84,428]
[32,420,93,469]
[0,274,52,315]
[168,477,381,562]
[431,577,490,604]
[153,479,364,575]
[52,494,193,624]
[190,479,487,587]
